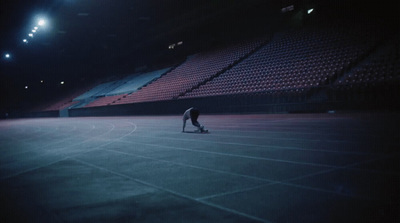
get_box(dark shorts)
[190,108,200,125]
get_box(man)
[182,107,207,133]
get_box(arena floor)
[0,113,399,222]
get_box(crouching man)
[182,107,208,133]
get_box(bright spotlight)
[23,39,28,43]
[29,33,34,37]
[60,81,65,85]
[5,53,10,58]
[38,19,46,26]
[307,8,314,14]
[25,86,29,89]
[34,27,38,30]
[32,29,36,33]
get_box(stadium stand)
[84,68,171,107]
[73,80,125,101]
[33,2,398,115]
[84,94,129,108]
[105,68,171,96]
[43,100,81,111]
[337,35,400,87]
[113,38,266,105]
[181,24,383,99]
[31,80,102,112]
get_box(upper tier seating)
[181,25,382,98]
[84,94,128,108]
[33,80,101,111]
[105,68,170,96]
[73,80,126,101]
[337,36,400,87]
[84,68,170,107]
[113,38,265,105]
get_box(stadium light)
[307,8,314,14]
[25,85,29,89]
[5,53,10,58]
[32,29,37,33]
[29,33,34,37]
[38,19,46,26]
[34,27,38,30]
[23,39,28,43]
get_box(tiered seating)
[113,39,265,104]
[74,80,122,101]
[83,68,170,107]
[36,80,101,111]
[44,100,81,111]
[337,36,400,86]
[106,68,170,96]
[84,94,129,108]
[181,26,381,98]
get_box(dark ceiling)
[1,0,285,110]
[1,0,281,79]
[1,0,396,111]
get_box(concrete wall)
[68,93,328,117]
[14,83,400,118]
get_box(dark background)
[0,0,398,113]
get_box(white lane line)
[0,123,92,157]
[165,129,384,144]
[12,125,55,142]
[114,139,346,168]
[79,146,382,211]
[67,121,137,155]
[136,121,373,134]
[89,122,137,149]
[71,157,269,223]
[104,148,275,183]
[196,184,272,201]
[0,122,137,181]
[42,123,116,152]
[14,123,114,155]
[0,158,69,180]
[105,147,389,201]
[197,155,393,201]
[105,147,390,201]
[129,134,381,156]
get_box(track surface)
[0,113,399,222]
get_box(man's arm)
[182,119,186,132]
[182,108,192,132]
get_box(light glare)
[307,8,314,14]
[38,19,46,26]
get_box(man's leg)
[190,108,205,132]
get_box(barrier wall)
[11,82,399,119]
[68,91,326,117]
[67,83,400,117]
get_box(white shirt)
[183,107,193,121]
